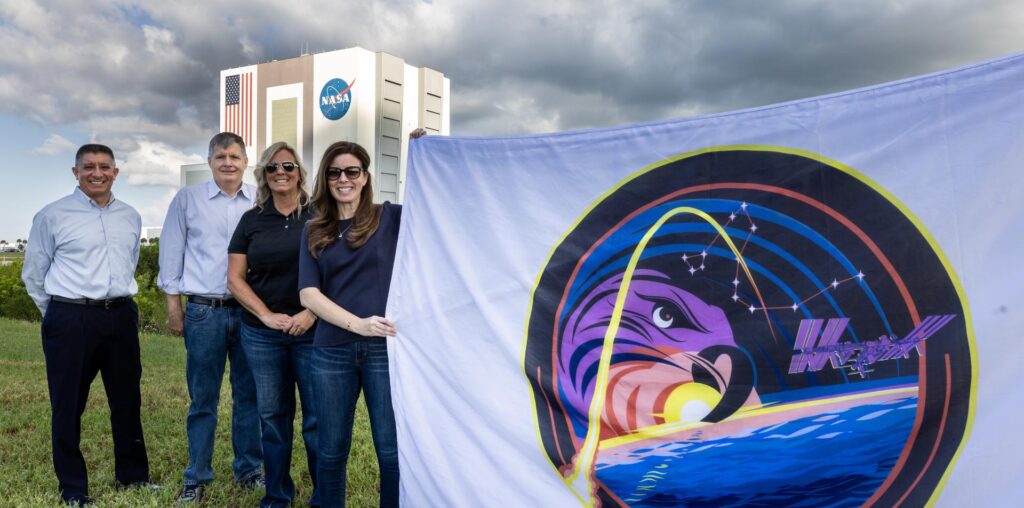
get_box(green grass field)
[0,318,382,507]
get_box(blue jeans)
[312,340,399,508]
[241,322,319,508]
[183,302,262,485]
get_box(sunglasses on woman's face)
[326,166,364,181]
[265,162,298,173]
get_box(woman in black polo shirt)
[228,141,318,508]
[298,140,402,508]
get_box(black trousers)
[41,300,149,503]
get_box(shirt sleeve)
[130,208,142,273]
[391,202,403,228]
[157,189,188,295]
[297,223,321,291]
[227,209,252,254]
[21,209,55,316]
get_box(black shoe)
[237,471,265,490]
[64,497,93,507]
[176,484,205,503]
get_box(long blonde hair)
[254,141,310,217]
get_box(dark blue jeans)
[183,302,262,486]
[241,322,319,508]
[312,340,399,508]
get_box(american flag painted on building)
[224,72,253,146]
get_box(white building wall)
[312,47,379,182]
[399,64,421,202]
[141,227,162,241]
[442,76,451,135]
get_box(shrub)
[0,244,170,334]
[0,260,39,321]
[134,244,169,334]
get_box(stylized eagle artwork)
[558,268,758,438]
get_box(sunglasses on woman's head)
[326,166,364,181]
[265,162,298,173]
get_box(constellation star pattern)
[677,202,866,315]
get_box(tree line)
[0,239,27,252]
[0,243,170,334]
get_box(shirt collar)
[72,186,116,209]
[258,202,282,217]
[205,179,253,200]
[259,200,309,219]
[239,184,254,200]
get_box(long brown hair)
[254,141,310,218]
[307,141,381,257]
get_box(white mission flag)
[387,52,1024,506]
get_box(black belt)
[51,295,132,309]
[187,295,240,308]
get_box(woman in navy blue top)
[298,140,401,508]
[228,141,319,508]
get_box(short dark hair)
[208,132,246,158]
[75,144,115,167]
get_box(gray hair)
[208,132,246,158]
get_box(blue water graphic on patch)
[596,397,916,507]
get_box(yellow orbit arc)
[564,206,761,505]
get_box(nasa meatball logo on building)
[319,77,355,121]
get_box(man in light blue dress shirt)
[22,144,152,506]
[158,132,263,503]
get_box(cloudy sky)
[1,0,1022,241]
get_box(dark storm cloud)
[378,0,1021,134]
[2,0,1022,146]
[413,0,1023,135]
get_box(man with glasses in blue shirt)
[23,143,154,506]
[159,132,263,503]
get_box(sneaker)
[176,484,205,503]
[238,471,265,490]
[117,481,162,491]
